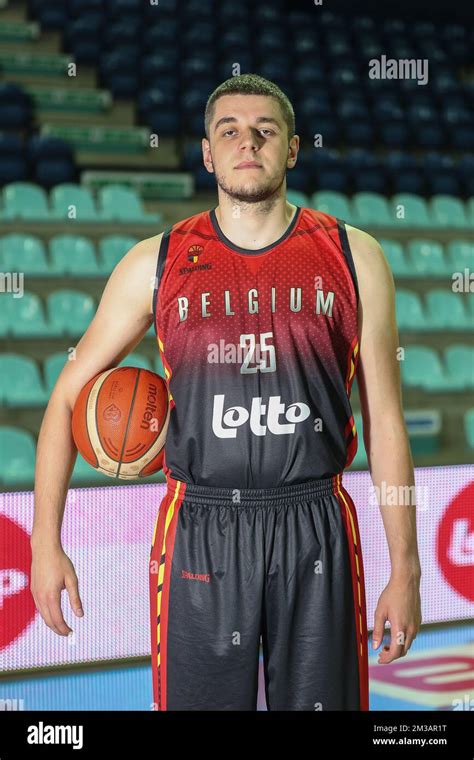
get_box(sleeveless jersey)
[152,206,360,488]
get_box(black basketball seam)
[117,368,142,479]
[96,372,121,466]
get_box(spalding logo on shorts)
[212,394,310,437]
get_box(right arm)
[30,232,163,636]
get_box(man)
[31,74,422,711]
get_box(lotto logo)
[212,394,311,438]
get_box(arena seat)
[0,426,36,485]
[47,289,96,336]
[0,354,48,407]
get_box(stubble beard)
[213,163,287,211]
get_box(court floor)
[1,623,473,711]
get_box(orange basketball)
[71,366,170,479]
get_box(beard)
[213,163,287,205]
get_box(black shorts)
[149,473,369,711]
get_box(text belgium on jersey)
[176,287,336,321]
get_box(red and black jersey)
[152,206,360,488]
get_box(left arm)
[347,224,422,664]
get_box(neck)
[214,195,297,251]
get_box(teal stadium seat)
[287,189,309,207]
[119,353,152,371]
[3,290,59,337]
[401,346,452,391]
[50,183,100,222]
[46,352,154,394]
[407,239,450,277]
[1,182,50,220]
[390,194,432,228]
[349,412,368,469]
[310,190,352,220]
[98,185,162,223]
[0,354,48,407]
[47,289,96,336]
[154,354,165,377]
[352,192,393,226]
[379,238,412,277]
[395,289,427,330]
[0,426,36,485]
[1,234,50,276]
[98,235,139,274]
[430,195,469,229]
[467,198,474,227]
[0,299,8,336]
[446,240,474,270]
[50,234,100,276]
[425,288,471,330]
[444,344,474,389]
[71,453,113,484]
[465,408,474,450]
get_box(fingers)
[31,588,73,636]
[371,607,387,651]
[65,574,84,618]
[45,591,73,636]
[377,634,404,664]
[32,595,59,635]
[30,552,84,636]
[402,628,417,656]
[378,627,417,663]
[36,597,71,636]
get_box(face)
[202,94,299,204]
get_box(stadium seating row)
[0,423,165,486]
[0,182,162,222]
[1,288,472,338]
[0,234,140,276]
[2,405,474,486]
[0,345,471,409]
[1,181,473,229]
[0,352,164,407]
[1,233,472,278]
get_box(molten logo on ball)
[141,383,158,430]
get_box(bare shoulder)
[120,232,163,306]
[124,231,164,269]
[345,224,384,262]
[96,232,163,315]
[345,223,393,288]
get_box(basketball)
[71,366,170,479]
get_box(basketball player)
[31,74,422,711]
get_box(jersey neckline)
[209,205,302,256]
